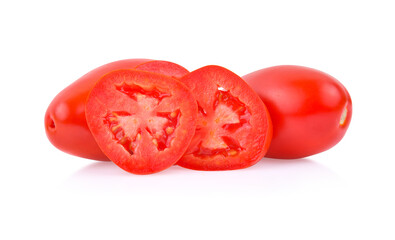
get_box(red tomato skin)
[44,59,189,161]
[243,65,352,159]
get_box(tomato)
[44,59,189,160]
[176,65,272,171]
[85,70,197,174]
[243,65,352,159]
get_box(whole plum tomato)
[243,65,352,159]
[44,59,189,160]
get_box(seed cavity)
[150,110,181,151]
[192,136,243,158]
[104,112,138,155]
[116,82,171,102]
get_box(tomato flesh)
[243,65,352,159]
[177,65,272,171]
[86,70,197,174]
[44,59,189,161]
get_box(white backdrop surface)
[1,1,394,239]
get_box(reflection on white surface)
[64,158,341,196]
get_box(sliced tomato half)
[86,70,197,174]
[135,60,189,79]
[177,65,273,171]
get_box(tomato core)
[101,81,183,155]
[191,89,251,158]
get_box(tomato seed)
[152,139,158,147]
[165,127,174,134]
[170,111,177,118]
[228,150,238,156]
[111,125,121,132]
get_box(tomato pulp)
[86,70,197,174]
[243,65,352,159]
[44,59,189,160]
[177,65,272,171]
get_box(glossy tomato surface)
[86,70,197,174]
[243,65,352,159]
[177,65,272,171]
[44,59,189,160]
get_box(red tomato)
[44,59,189,160]
[243,65,352,159]
[177,65,272,171]
[85,70,197,174]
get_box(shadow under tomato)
[64,156,340,196]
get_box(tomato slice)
[86,70,197,174]
[177,66,272,171]
[44,59,189,161]
[135,60,189,78]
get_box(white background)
[1,0,394,239]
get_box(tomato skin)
[44,59,189,161]
[243,65,352,159]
